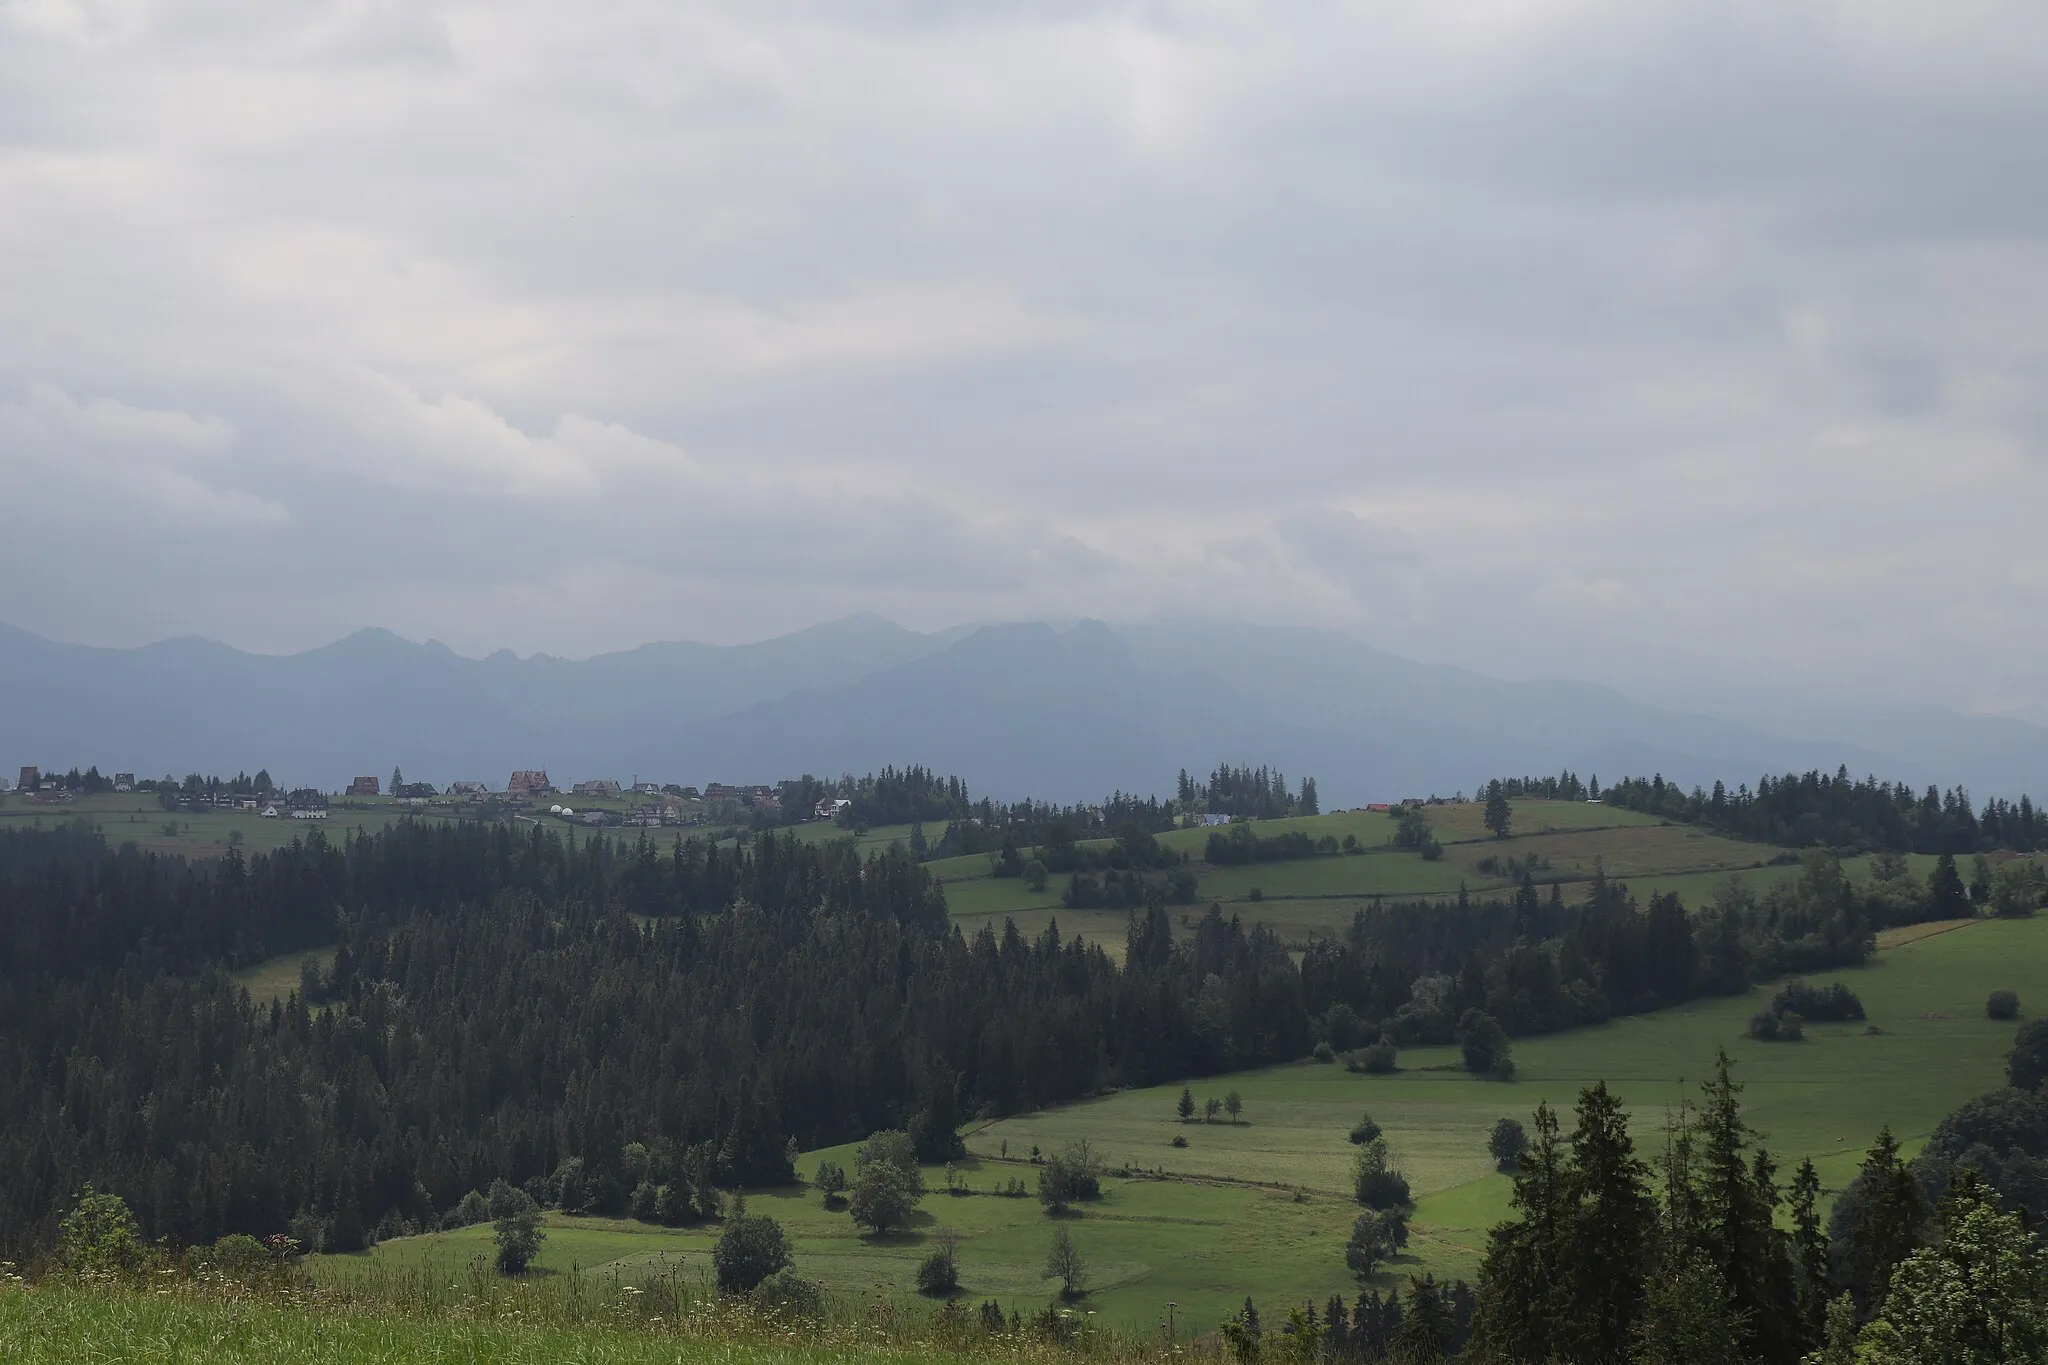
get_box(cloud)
[0,0,2044,711]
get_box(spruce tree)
[1561,1081,1657,1364]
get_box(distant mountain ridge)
[2,616,2044,804]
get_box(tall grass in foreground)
[0,1266,1207,1365]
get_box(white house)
[814,797,853,821]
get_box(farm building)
[348,776,380,797]
[573,779,623,798]
[508,770,553,796]
[814,797,853,820]
[17,766,38,794]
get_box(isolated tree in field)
[1353,1138,1412,1210]
[1037,1139,1104,1215]
[58,1188,146,1277]
[1205,1096,1223,1123]
[1349,1113,1383,1146]
[493,1202,545,1275]
[390,766,403,796]
[713,1207,792,1293]
[1044,1227,1088,1298]
[1488,1117,1528,1172]
[1022,859,1048,892]
[1345,1207,1410,1280]
[1484,789,1513,840]
[814,1160,848,1207]
[1224,1090,1244,1124]
[1991,859,2046,918]
[1988,990,2021,1021]
[1459,1008,1514,1079]
[2010,1018,2048,1091]
[1928,852,1972,919]
[849,1130,925,1234]
[1177,1087,1196,1122]
[916,1227,961,1296]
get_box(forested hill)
[0,816,1890,1260]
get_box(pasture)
[315,914,2047,1333]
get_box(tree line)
[1599,768,2044,854]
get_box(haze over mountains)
[2,616,2043,805]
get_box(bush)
[1348,1114,1383,1146]
[1312,1041,1336,1063]
[493,1206,545,1275]
[1353,1138,1411,1210]
[453,1189,489,1227]
[1458,1009,1511,1077]
[1750,1009,1805,1042]
[1038,1139,1104,1214]
[1989,991,2022,1021]
[849,1134,925,1234]
[1345,1207,1410,1279]
[1347,1040,1399,1074]
[1171,1134,1188,1148]
[714,1210,793,1293]
[752,1269,824,1319]
[188,1233,272,1286]
[1771,979,1865,1022]
[1489,1118,1528,1172]
[2012,1018,2048,1091]
[915,1231,961,1296]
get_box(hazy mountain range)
[3,616,2043,805]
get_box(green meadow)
[314,914,2046,1333]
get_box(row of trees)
[1601,768,2044,854]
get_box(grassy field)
[310,914,2046,1332]
[971,914,2048,1286]
[910,801,1870,952]
[0,792,424,858]
[0,1279,1057,1365]
[232,946,338,1004]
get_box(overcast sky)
[2,0,2044,711]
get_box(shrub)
[1353,1138,1411,1210]
[714,1210,793,1293]
[1348,1114,1383,1146]
[1171,1134,1188,1148]
[2012,1018,2048,1091]
[1749,1010,1805,1042]
[752,1269,824,1319]
[814,1159,848,1209]
[1989,991,2021,1021]
[1458,1009,1511,1077]
[493,1206,545,1275]
[1038,1139,1104,1214]
[1347,1040,1399,1074]
[1489,1118,1528,1173]
[1312,1041,1336,1063]
[1771,979,1865,1022]
[454,1189,489,1227]
[188,1233,272,1286]
[1345,1207,1411,1279]
[1247,887,1263,902]
[915,1230,961,1295]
